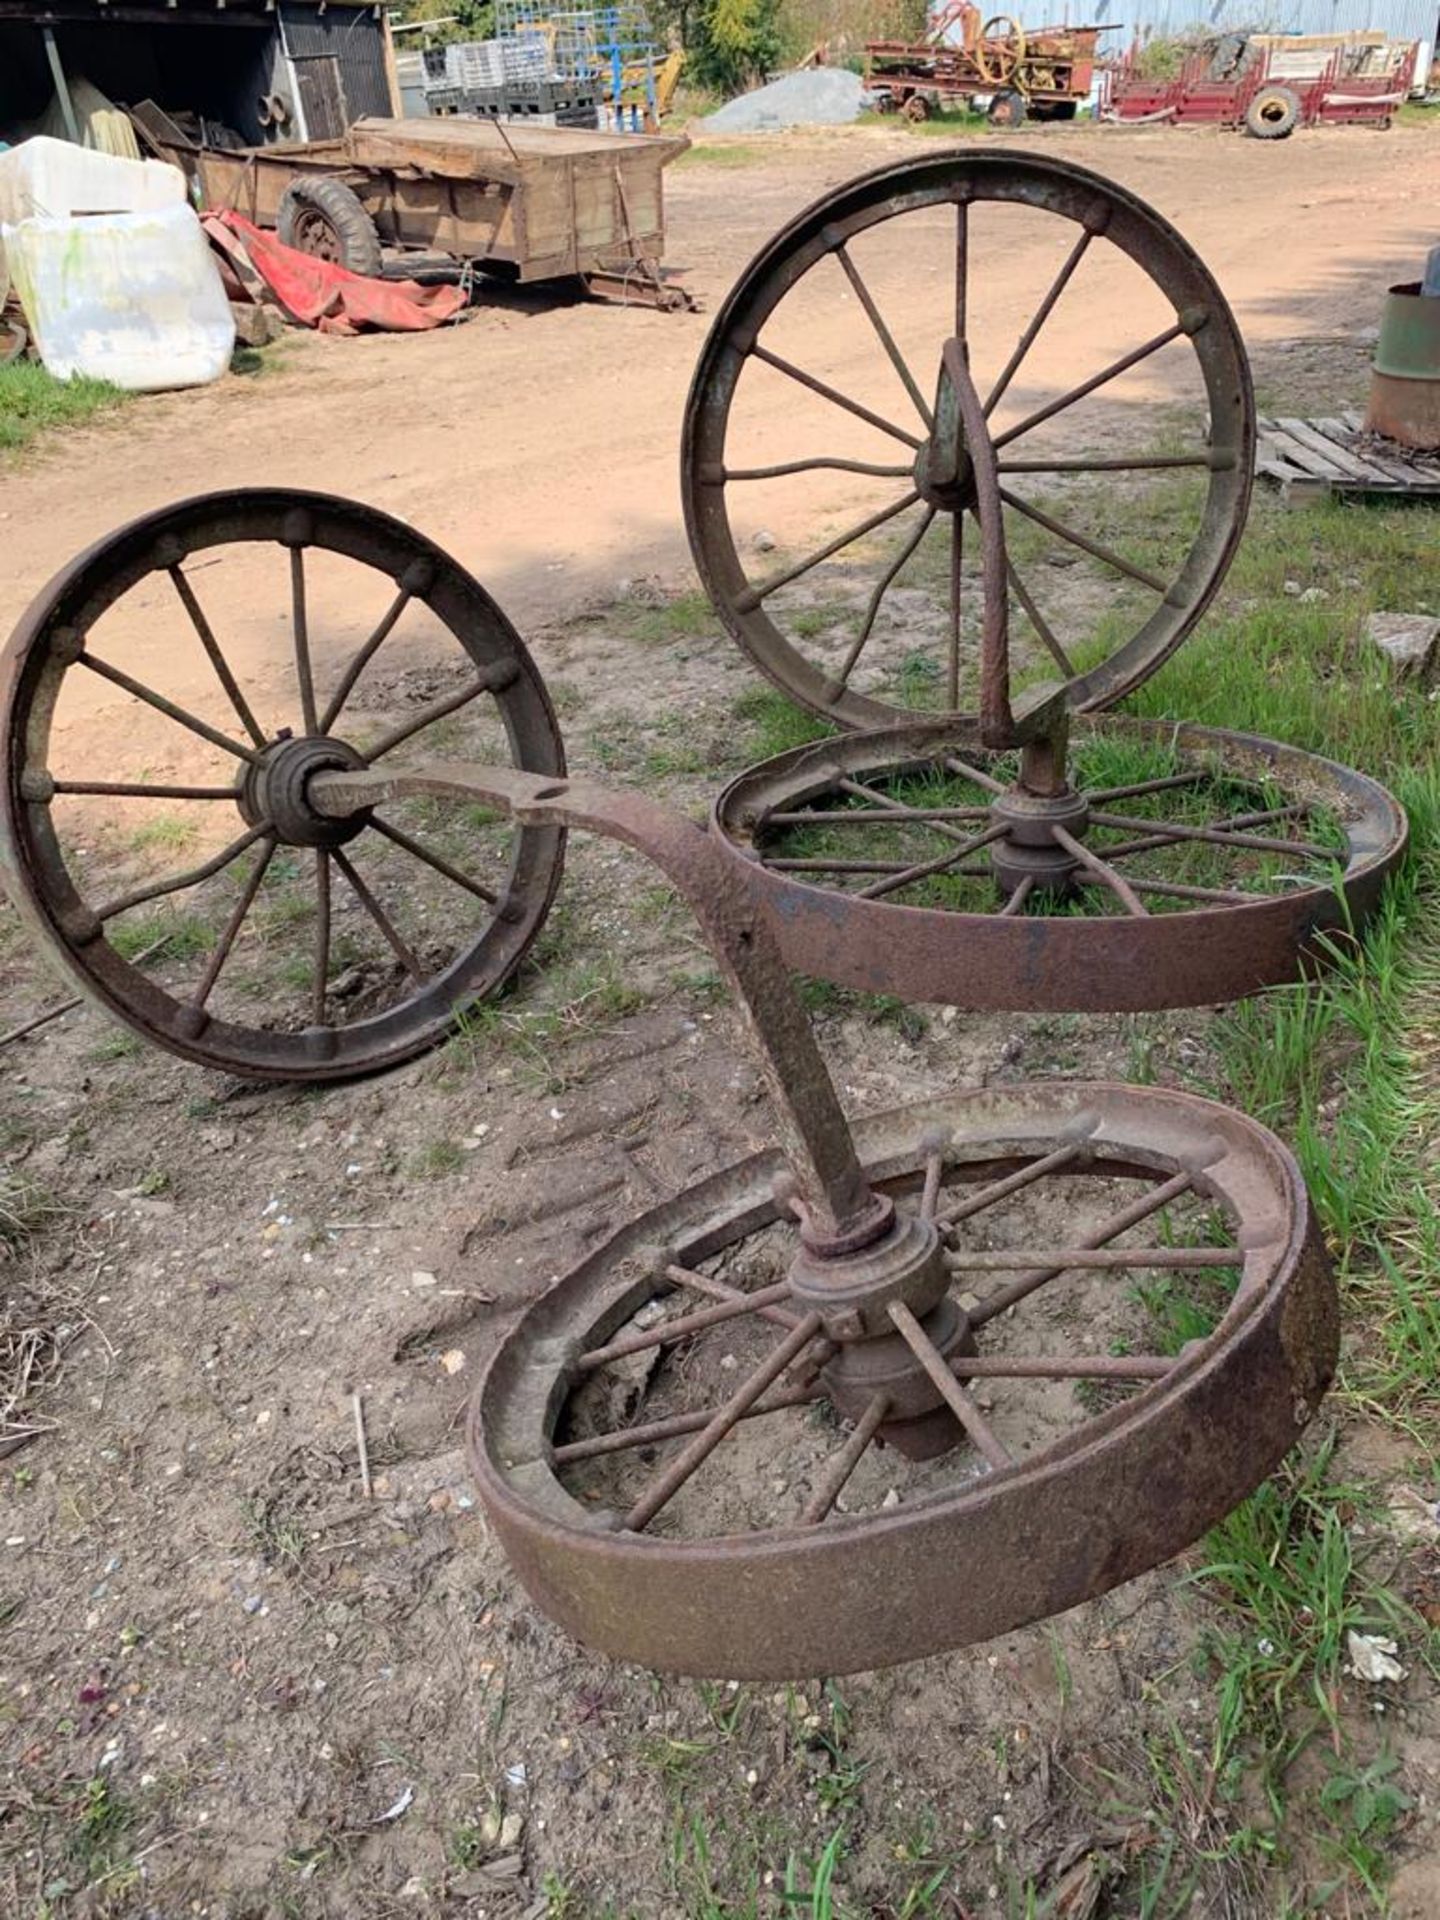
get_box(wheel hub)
[238,732,372,849]
[987,782,1091,894]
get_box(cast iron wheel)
[711,715,1406,1011]
[277,177,384,277]
[1,490,566,1080]
[1245,85,1301,140]
[987,88,1027,128]
[468,1082,1336,1677]
[0,315,27,366]
[902,94,931,123]
[681,151,1255,730]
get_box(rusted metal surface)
[681,149,1254,733]
[467,1081,1337,1678]
[0,491,565,1081]
[712,715,1407,1012]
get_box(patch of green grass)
[730,685,833,763]
[614,588,720,646]
[0,1171,67,1253]
[410,1137,465,1178]
[0,361,128,456]
[125,815,198,856]
[109,909,214,965]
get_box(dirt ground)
[2,120,1439,1919]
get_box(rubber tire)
[277,177,383,277]
[1244,85,1301,139]
[987,89,1027,129]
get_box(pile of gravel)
[702,68,873,133]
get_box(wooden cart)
[138,111,692,308]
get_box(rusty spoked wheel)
[682,151,1253,730]
[469,1082,1336,1678]
[1,490,565,1080]
[712,716,1406,1011]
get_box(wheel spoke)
[168,567,268,748]
[992,320,1189,450]
[624,1312,824,1532]
[1121,875,1259,907]
[50,780,239,800]
[331,848,425,982]
[718,456,917,483]
[968,1169,1194,1325]
[666,1262,800,1330]
[997,453,1216,474]
[576,1281,794,1372]
[766,804,989,826]
[79,654,258,765]
[188,836,276,1011]
[290,547,319,736]
[1088,811,1335,862]
[98,821,271,922]
[1006,558,1076,677]
[920,1150,944,1222]
[826,506,936,700]
[835,242,934,429]
[984,227,1093,418]
[889,1300,1011,1470]
[936,1135,1091,1229]
[954,197,968,341]
[551,1381,818,1465]
[363,677,499,762]
[999,874,1035,915]
[951,1354,1172,1381]
[370,815,499,906]
[312,849,332,1024]
[942,753,1007,796]
[800,1392,890,1524]
[1094,804,1309,861]
[947,1245,1239,1272]
[735,492,923,613]
[1052,824,1149,916]
[1000,489,1168,595]
[765,856,919,875]
[749,344,924,451]
[1086,772,1208,805]
[319,586,414,734]
[837,776,988,851]
[856,821,1008,901]
[946,510,964,709]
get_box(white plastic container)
[0,136,186,225]
[1,203,235,392]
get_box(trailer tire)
[987,89,1027,129]
[1244,85,1301,139]
[278,178,384,277]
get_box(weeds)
[0,362,128,456]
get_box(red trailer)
[1105,33,1418,135]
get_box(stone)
[230,301,286,348]
[1365,611,1439,675]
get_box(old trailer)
[866,3,1111,126]
[137,109,692,307]
[1104,34,1419,135]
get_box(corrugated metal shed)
[1001,0,1437,48]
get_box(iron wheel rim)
[1,489,566,1081]
[681,149,1255,731]
[468,1081,1334,1677]
[709,715,1406,1012]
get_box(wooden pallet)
[1256,413,1440,504]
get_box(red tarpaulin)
[202,211,467,336]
